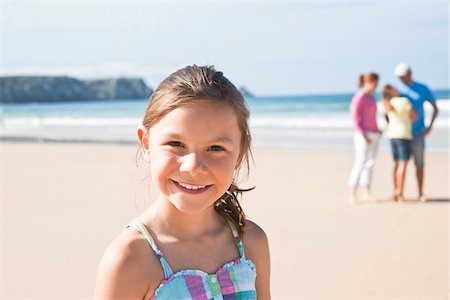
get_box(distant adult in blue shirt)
[394,62,439,202]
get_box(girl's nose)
[179,153,207,175]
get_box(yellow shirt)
[386,97,413,140]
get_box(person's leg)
[349,187,358,204]
[393,162,399,199]
[362,186,372,202]
[360,132,380,201]
[395,139,411,202]
[390,139,400,200]
[411,136,426,201]
[348,132,368,203]
[417,169,425,201]
[396,161,408,202]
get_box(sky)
[0,1,448,96]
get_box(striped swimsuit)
[127,219,257,300]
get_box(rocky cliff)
[0,76,153,103]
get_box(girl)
[95,65,270,299]
[382,84,417,202]
[348,72,381,204]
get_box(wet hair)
[139,65,253,237]
[381,84,396,101]
[357,72,379,88]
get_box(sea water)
[1,91,448,152]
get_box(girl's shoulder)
[241,220,271,297]
[95,226,164,299]
[351,91,364,101]
[392,97,412,109]
[351,91,372,107]
[243,220,268,243]
[242,220,270,263]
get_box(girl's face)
[365,80,378,94]
[142,101,242,215]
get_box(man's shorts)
[390,138,412,161]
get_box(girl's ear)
[137,125,150,162]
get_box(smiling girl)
[95,65,270,299]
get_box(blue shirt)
[397,81,435,136]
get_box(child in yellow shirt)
[382,85,417,202]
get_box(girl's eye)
[168,141,183,147]
[209,145,224,152]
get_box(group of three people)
[348,63,439,204]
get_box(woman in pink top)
[348,72,381,204]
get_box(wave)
[250,117,352,129]
[1,113,448,131]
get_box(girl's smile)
[170,179,212,194]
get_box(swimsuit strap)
[226,219,246,259]
[127,219,174,278]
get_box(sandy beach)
[1,141,448,300]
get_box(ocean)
[1,90,448,152]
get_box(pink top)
[350,91,379,134]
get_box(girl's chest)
[159,237,239,274]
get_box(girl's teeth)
[178,182,206,190]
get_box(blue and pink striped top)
[127,218,257,300]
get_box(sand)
[1,142,448,300]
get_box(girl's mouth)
[171,180,212,194]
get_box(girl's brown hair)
[381,84,395,101]
[358,72,379,88]
[140,65,253,237]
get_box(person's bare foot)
[361,193,375,202]
[349,196,358,205]
[396,195,405,203]
[361,190,370,202]
[349,188,358,205]
[394,192,404,202]
[419,194,427,202]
